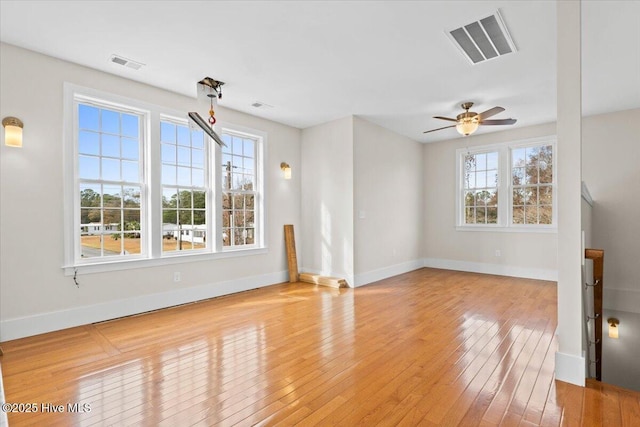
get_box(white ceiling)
[1,1,639,143]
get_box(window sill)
[63,247,268,276]
[455,225,557,234]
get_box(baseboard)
[353,259,424,287]
[603,287,640,314]
[0,270,288,342]
[555,351,586,386]
[423,258,558,282]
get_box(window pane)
[487,152,498,170]
[81,208,101,225]
[525,206,538,224]
[163,188,177,208]
[512,167,525,185]
[179,190,193,209]
[475,153,486,170]
[123,186,141,208]
[79,104,99,131]
[465,207,475,224]
[193,191,206,209]
[513,206,524,224]
[512,148,526,167]
[234,210,245,227]
[192,149,204,169]
[222,210,231,228]
[122,138,139,160]
[79,131,99,155]
[487,207,498,224]
[177,166,191,186]
[177,126,190,146]
[477,207,486,224]
[232,136,243,155]
[539,206,553,224]
[540,186,553,205]
[476,171,487,188]
[163,210,177,225]
[177,147,190,166]
[101,109,119,134]
[102,134,120,157]
[80,184,101,207]
[162,143,176,164]
[162,165,176,185]
[123,237,141,255]
[122,160,138,182]
[179,210,192,225]
[464,171,476,189]
[194,210,206,225]
[192,169,204,187]
[233,194,245,209]
[464,191,474,207]
[102,158,120,181]
[81,234,102,258]
[222,228,231,246]
[191,130,204,149]
[161,122,176,143]
[79,155,100,179]
[103,209,121,228]
[121,113,138,138]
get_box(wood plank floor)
[1,268,639,426]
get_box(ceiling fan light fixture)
[456,118,479,136]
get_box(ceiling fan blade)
[478,107,505,120]
[433,116,458,122]
[480,118,517,126]
[423,125,456,134]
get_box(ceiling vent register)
[109,54,144,70]
[447,10,517,65]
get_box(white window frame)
[218,122,266,252]
[62,84,267,275]
[159,115,212,257]
[455,136,557,232]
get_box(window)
[221,131,258,248]
[511,145,553,225]
[64,85,266,273]
[463,151,499,224]
[456,137,556,231]
[161,120,208,253]
[77,101,144,259]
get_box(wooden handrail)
[585,248,604,381]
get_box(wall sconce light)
[280,162,291,179]
[608,317,619,339]
[3,116,23,147]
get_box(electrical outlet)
[495,250,501,257]
[173,272,181,282]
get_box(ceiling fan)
[424,102,517,136]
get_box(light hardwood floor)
[1,268,639,426]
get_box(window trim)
[455,136,557,232]
[62,84,268,276]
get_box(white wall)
[0,43,302,340]
[582,108,640,314]
[422,122,558,280]
[353,117,423,286]
[300,116,354,285]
